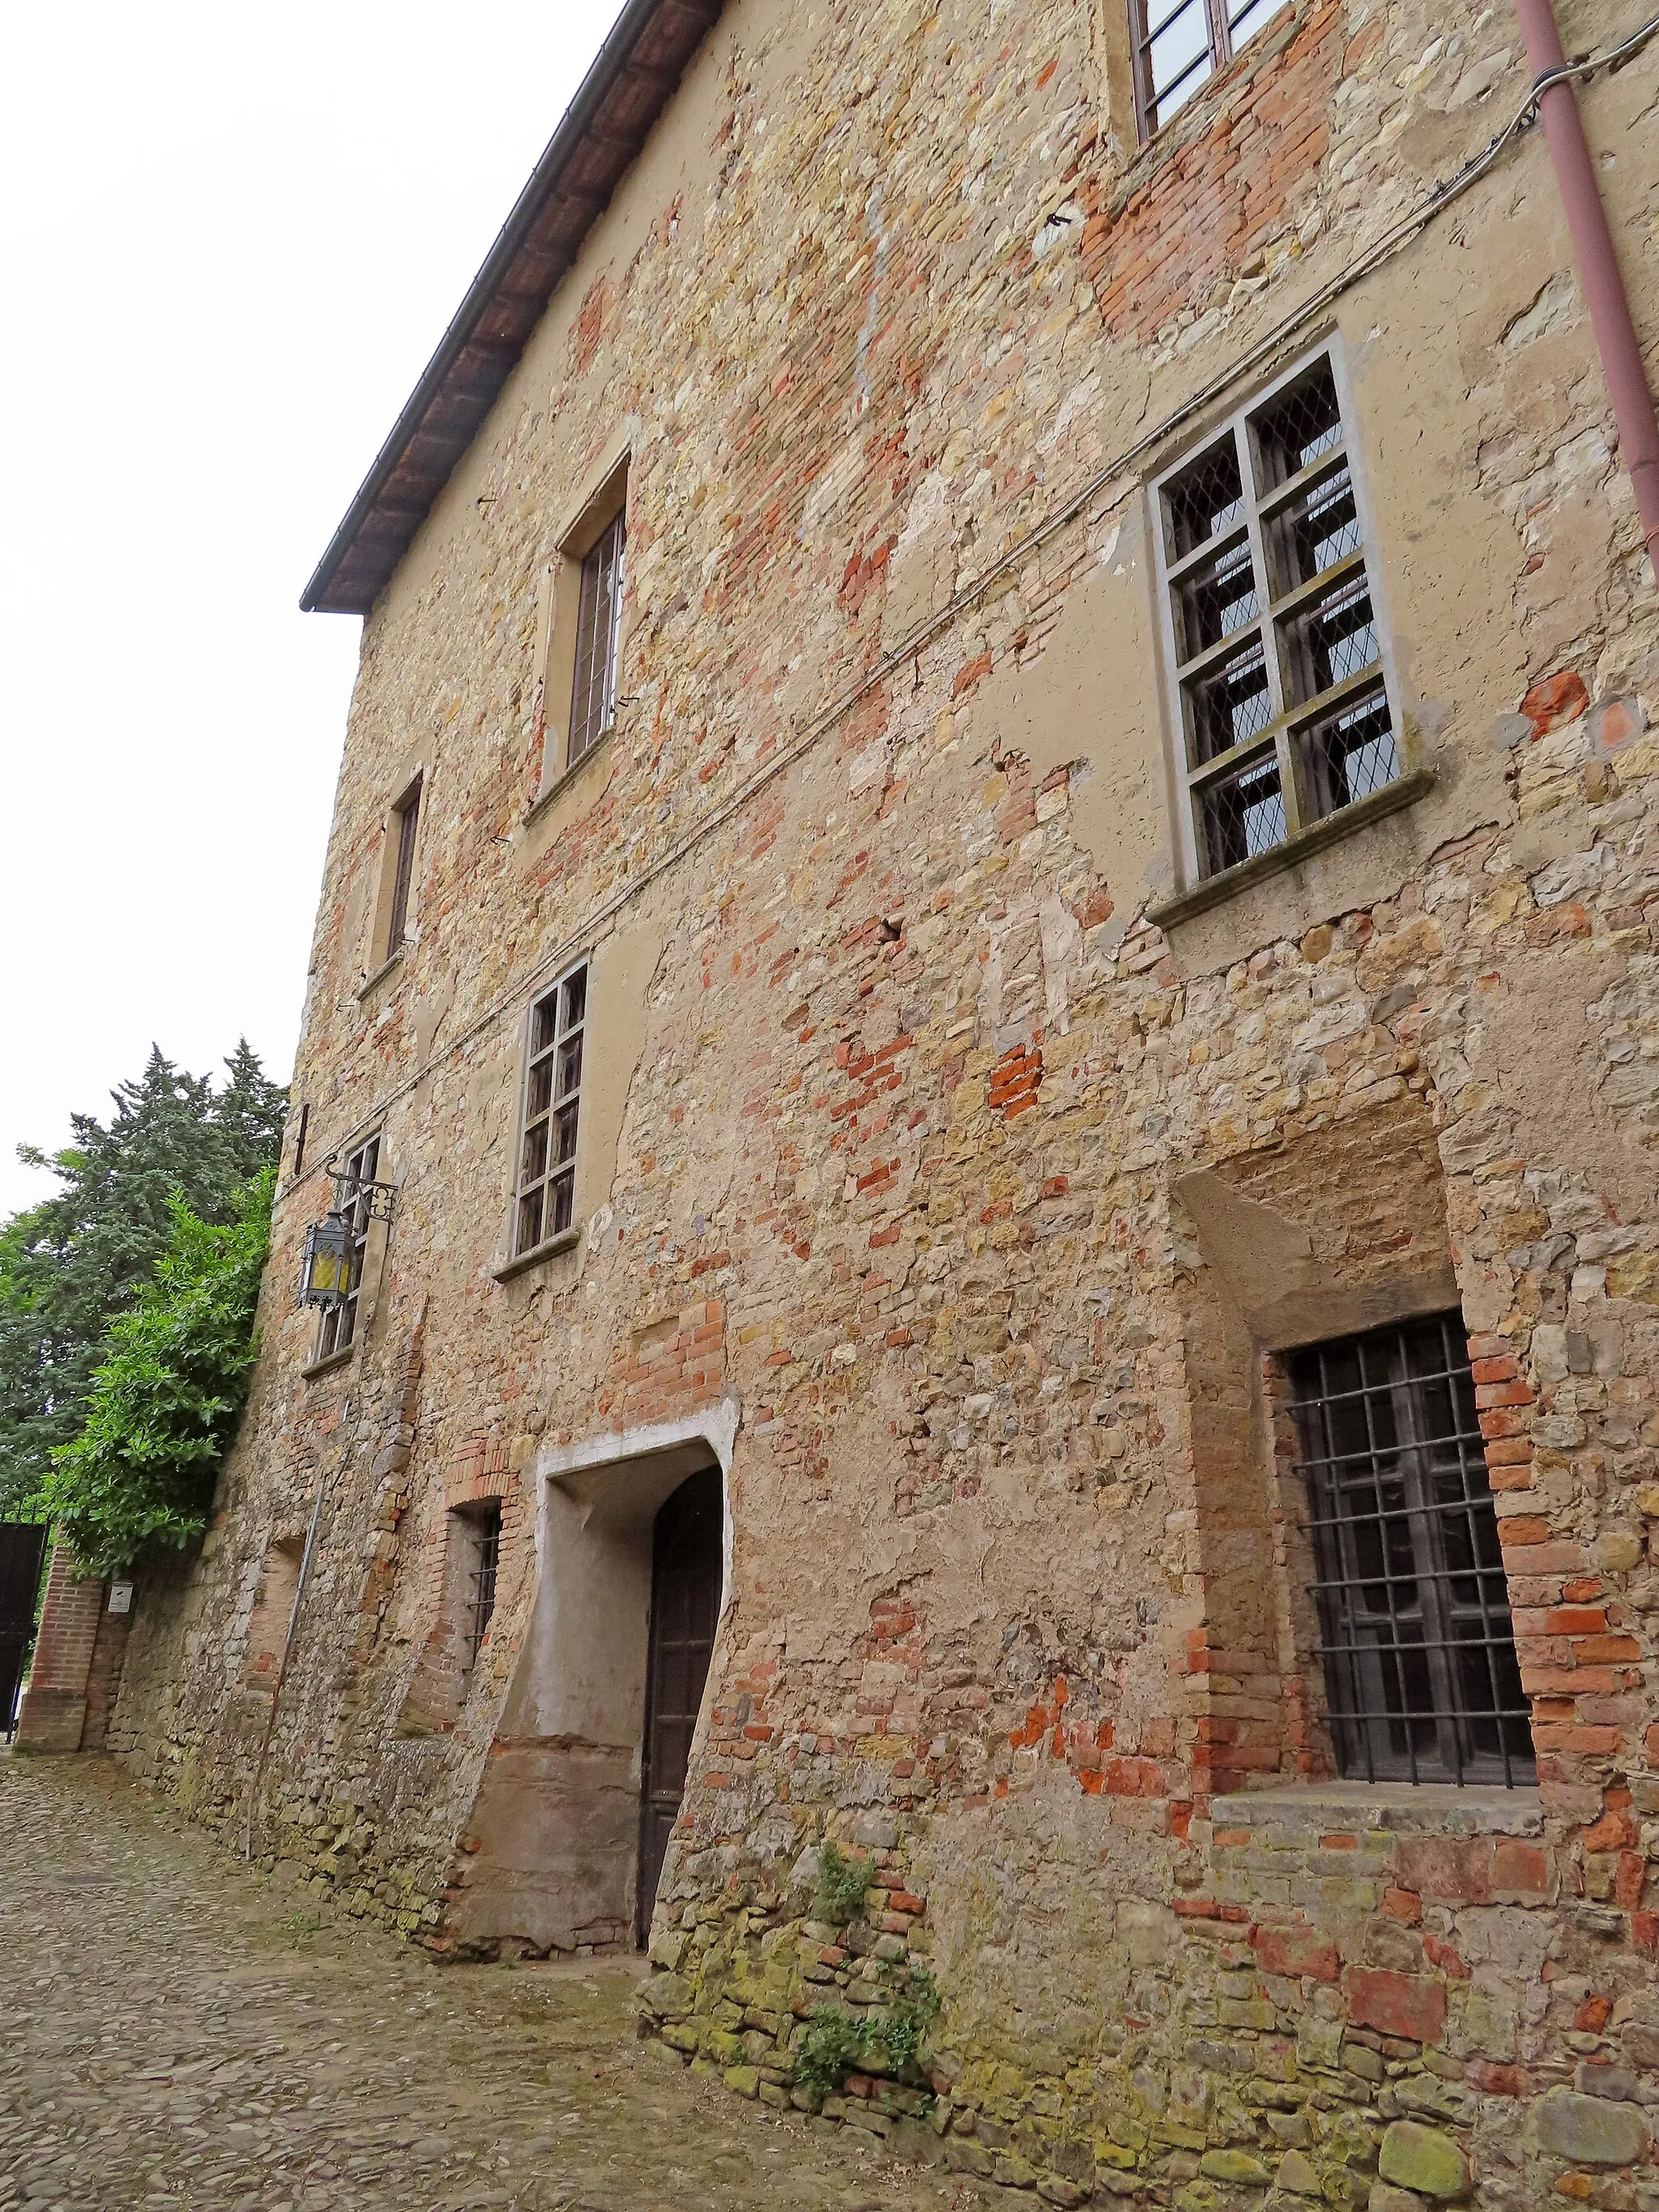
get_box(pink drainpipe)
[1511,0,1659,582]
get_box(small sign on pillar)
[108,1583,134,1615]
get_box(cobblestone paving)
[0,1756,988,2212]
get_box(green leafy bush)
[794,1963,941,2101]
[794,2008,868,2101]
[872,1961,940,2072]
[36,1170,274,1577]
[0,1042,285,1513]
[813,1838,872,1925]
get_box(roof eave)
[301,0,722,616]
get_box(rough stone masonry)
[53,0,1659,2204]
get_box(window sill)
[1209,1778,1543,1836]
[356,945,406,1002]
[523,727,612,829]
[301,1345,356,1383]
[1149,767,1435,930]
[491,1225,581,1283]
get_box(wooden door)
[638,1467,722,1943]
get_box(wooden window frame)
[1149,343,1404,893]
[512,961,588,1259]
[1129,0,1290,139]
[534,457,630,797]
[386,776,422,951]
[315,1135,380,1362]
[369,773,424,972]
[568,510,627,769]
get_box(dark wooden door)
[638,1467,722,1944]
[0,1525,49,1737]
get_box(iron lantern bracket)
[332,1173,398,1224]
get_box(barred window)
[316,1136,380,1362]
[1152,352,1399,886]
[1131,0,1290,136]
[1287,1315,1534,1787]
[568,509,626,768]
[514,963,586,1256]
[467,1504,502,1662]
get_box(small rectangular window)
[1287,1314,1534,1788]
[469,1504,502,1661]
[1152,352,1398,884]
[1131,0,1290,137]
[316,1135,380,1362]
[568,511,626,768]
[386,776,422,952]
[514,964,587,1256]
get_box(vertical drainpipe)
[1510,0,1659,583]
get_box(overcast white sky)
[0,0,620,1218]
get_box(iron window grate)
[1287,1313,1534,1788]
[470,1507,502,1662]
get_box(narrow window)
[514,964,586,1256]
[1287,1314,1533,1787]
[316,1135,380,1362]
[1131,0,1289,136]
[386,776,422,953]
[568,511,626,768]
[292,1102,309,1179]
[1153,352,1397,884]
[469,1504,503,1661]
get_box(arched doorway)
[638,1466,722,1941]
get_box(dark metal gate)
[638,1467,722,1944]
[0,1524,49,1740]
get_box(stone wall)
[107,0,1659,2201]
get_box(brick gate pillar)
[14,1542,130,1753]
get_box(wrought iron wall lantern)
[299,1213,351,1308]
[298,1169,398,1310]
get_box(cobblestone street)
[0,1756,985,2212]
